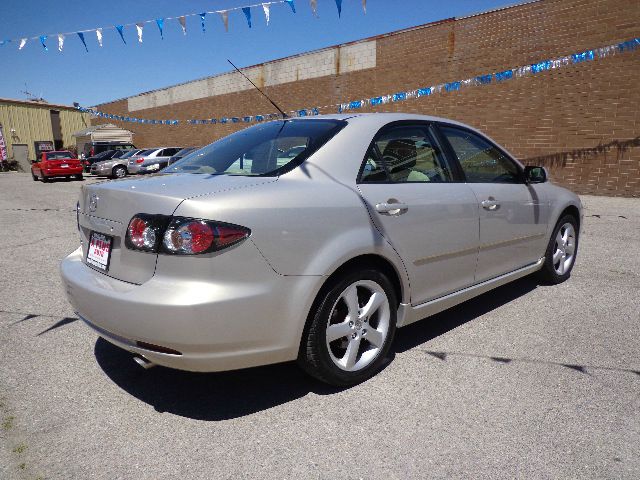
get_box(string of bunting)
[0,0,365,52]
[77,37,639,126]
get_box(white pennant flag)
[18,38,27,50]
[58,34,64,52]
[178,16,187,35]
[136,23,144,43]
[310,0,319,18]
[262,4,270,25]
[220,11,229,32]
[362,0,367,14]
[96,28,103,47]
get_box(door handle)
[481,198,500,211]
[375,202,409,215]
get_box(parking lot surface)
[1,172,639,479]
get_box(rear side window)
[360,125,452,183]
[439,125,521,184]
[165,120,345,176]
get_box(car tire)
[41,173,50,183]
[537,214,579,284]
[298,268,397,387]
[75,174,84,181]
[32,172,38,181]
[112,166,127,179]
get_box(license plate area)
[86,232,113,272]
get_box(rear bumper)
[60,245,321,372]
[44,167,83,176]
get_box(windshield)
[164,119,345,176]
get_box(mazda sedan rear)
[61,114,582,386]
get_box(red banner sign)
[0,125,7,161]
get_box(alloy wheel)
[325,280,391,372]
[553,223,576,275]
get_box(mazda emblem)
[89,193,99,212]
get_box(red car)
[31,151,84,182]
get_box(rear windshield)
[47,152,74,160]
[164,119,345,176]
[120,149,141,159]
[136,149,157,157]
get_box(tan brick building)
[94,0,640,196]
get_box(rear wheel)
[75,174,84,181]
[298,269,397,387]
[32,171,38,181]
[537,214,579,284]
[41,173,50,183]
[112,165,126,179]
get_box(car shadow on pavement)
[94,276,540,421]
[94,338,342,421]
[393,276,539,353]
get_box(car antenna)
[227,59,288,119]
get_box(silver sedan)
[60,113,582,386]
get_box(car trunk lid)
[78,174,277,284]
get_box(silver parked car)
[91,149,144,178]
[128,147,182,174]
[61,114,582,386]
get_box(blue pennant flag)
[156,19,164,39]
[0,40,9,47]
[76,32,89,52]
[334,0,342,17]
[349,100,362,109]
[242,7,252,28]
[199,13,206,33]
[444,81,461,92]
[39,35,48,51]
[392,92,407,102]
[115,25,127,44]
[417,87,431,97]
[286,0,296,13]
[495,69,513,82]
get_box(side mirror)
[524,165,547,184]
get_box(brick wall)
[94,0,640,197]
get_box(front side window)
[360,125,452,183]
[165,120,345,176]
[439,125,521,184]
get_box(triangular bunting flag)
[18,38,27,50]
[362,0,366,14]
[77,32,88,52]
[286,0,296,13]
[220,11,229,32]
[115,25,127,44]
[199,13,206,33]
[58,34,64,52]
[136,23,144,43]
[242,7,252,28]
[156,18,164,39]
[334,0,342,17]
[310,0,318,17]
[178,16,187,35]
[40,35,48,51]
[262,4,270,25]
[96,28,103,47]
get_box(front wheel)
[537,214,579,284]
[298,269,397,387]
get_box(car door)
[437,124,549,282]
[32,153,45,176]
[357,122,480,305]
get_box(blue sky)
[0,0,517,106]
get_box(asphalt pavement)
[0,172,638,479]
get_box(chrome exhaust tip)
[133,355,156,370]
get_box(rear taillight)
[136,158,144,164]
[125,215,169,252]
[125,215,250,255]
